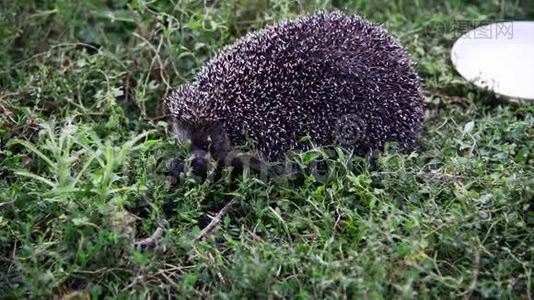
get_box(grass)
[0,0,532,298]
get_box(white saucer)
[451,21,534,103]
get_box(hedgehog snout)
[190,148,210,179]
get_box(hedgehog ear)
[171,117,191,144]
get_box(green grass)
[1,0,533,298]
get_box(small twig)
[332,212,342,239]
[0,200,15,210]
[134,219,168,249]
[458,247,481,298]
[121,274,143,292]
[132,32,171,93]
[423,89,470,108]
[0,43,102,73]
[149,113,172,122]
[247,229,265,242]
[195,198,239,241]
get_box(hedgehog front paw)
[168,158,185,185]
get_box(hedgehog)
[165,11,424,178]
